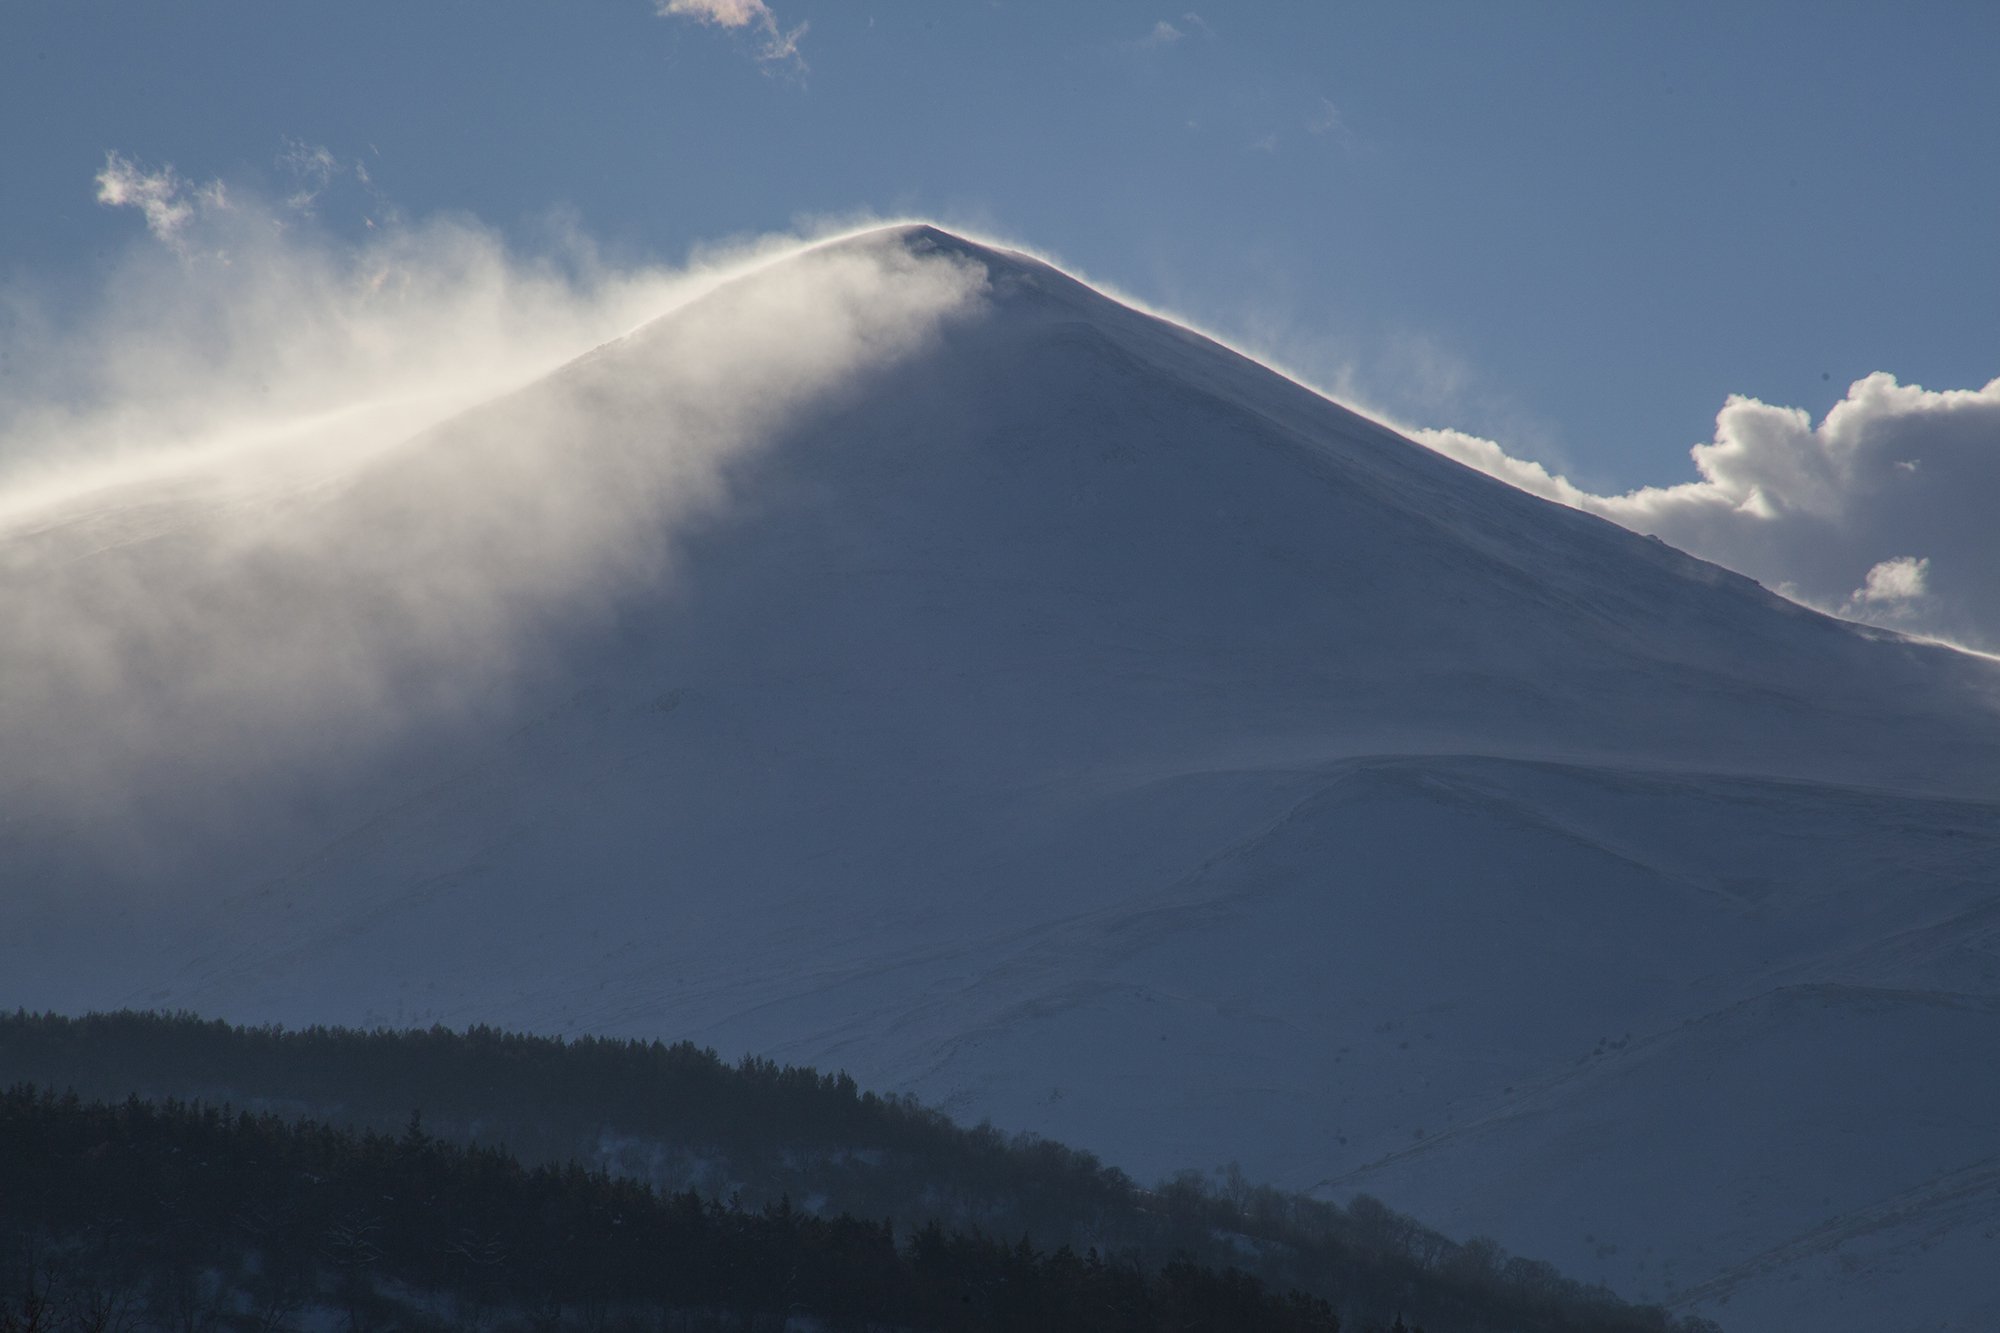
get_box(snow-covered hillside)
[6,225,1999,1328]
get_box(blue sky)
[4,0,1999,643]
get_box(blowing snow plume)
[0,160,984,845]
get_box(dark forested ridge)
[0,1087,1342,1333]
[0,1011,1718,1333]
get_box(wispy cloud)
[275,140,394,227]
[94,153,228,256]
[1133,13,1210,50]
[1306,96,1363,151]
[656,0,808,70]
[277,138,341,214]
[1414,374,2000,651]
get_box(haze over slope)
[5,226,1999,1329]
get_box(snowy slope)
[6,225,2000,1327]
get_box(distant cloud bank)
[1416,374,2000,652]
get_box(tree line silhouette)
[0,1011,1719,1333]
[1,1087,1343,1332]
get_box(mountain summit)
[6,225,2000,1329]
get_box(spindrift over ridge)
[5,225,1999,1330]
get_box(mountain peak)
[829,221,1019,264]
[7,215,2000,1330]
[805,222,1086,309]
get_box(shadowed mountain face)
[6,225,2000,1328]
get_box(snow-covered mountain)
[7,225,2000,1328]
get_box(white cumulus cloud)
[1414,373,2000,652]
[1852,555,1930,606]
